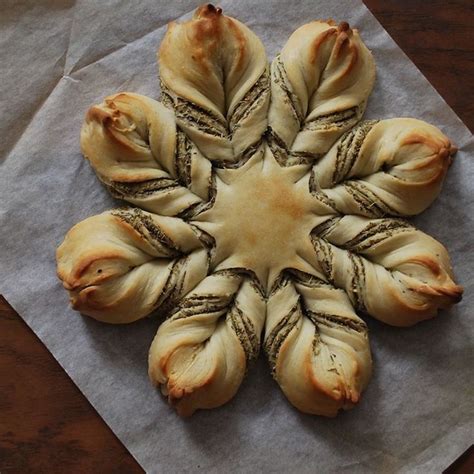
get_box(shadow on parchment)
[78,301,463,467]
[79,302,461,387]
[364,304,462,360]
[291,305,465,470]
[81,311,163,375]
[183,353,276,442]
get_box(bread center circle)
[194,148,321,289]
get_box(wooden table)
[1,1,473,472]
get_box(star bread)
[57,5,462,417]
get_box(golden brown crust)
[266,280,371,416]
[56,209,208,324]
[313,118,458,217]
[57,5,462,417]
[148,274,265,416]
[158,6,270,161]
[268,19,376,160]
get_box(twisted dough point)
[56,209,208,323]
[313,118,457,217]
[312,216,462,326]
[265,275,371,416]
[81,93,211,216]
[149,272,265,416]
[159,4,270,161]
[268,20,375,159]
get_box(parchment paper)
[1,1,473,472]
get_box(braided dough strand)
[149,271,265,416]
[159,4,270,162]
[312,215,462,326]
[56,208,208,323]
[268,20,375,164]
[312,118,457,217]
[81,92,211,216]
[265,272,371,416]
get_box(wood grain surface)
[1,1,473,473]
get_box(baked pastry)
[56,4,462,417]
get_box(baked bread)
[57,4,462,417]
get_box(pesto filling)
[108,178,179,198]
[303,106,361,132]
[264,299,301,372]
[229,73,270,133]
[311,217,342,239]
[307,310,367,334]
[342,219,412,253]
[272,55,302,124]
[112,208,180,256]
[332,119,378,185]
[343,180,399,217]
[175,130,192,187]
[348,252,366,311]
[311,238,335,285]
[227,302,259,361]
